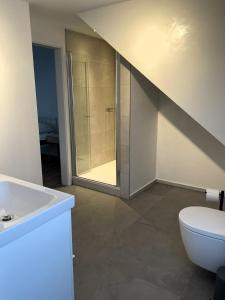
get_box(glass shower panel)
[72,61,91,175]
[66,30,117,186]
[88,60,116,169]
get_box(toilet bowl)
[179,206,225,273]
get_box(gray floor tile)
[145,182,175,196]
[114,220,192,297]
[58,182,216,300]
[114,278,180,300]
[182,266,215,300]
[124,192,161,216]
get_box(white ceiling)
[27,0,126,14]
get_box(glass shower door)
[66,30,117,187]
[68,56,91,176]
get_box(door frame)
[67,50,121,196]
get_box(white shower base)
[80,160,116,186]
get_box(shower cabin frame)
[67,52,121,196]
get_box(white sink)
[0,181,56,223]
[0,175,74,235]
[0,174,75,300]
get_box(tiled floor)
[80,160,117,186]
[58,182,218,300]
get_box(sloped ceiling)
[79,0,225,146]
[27,0,125,14]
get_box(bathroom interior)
[1,0,225,299]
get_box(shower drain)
[0,215,14,222]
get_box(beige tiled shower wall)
[66,31,116,173]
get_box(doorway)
[66,31,119,189]
[33,44,61,188]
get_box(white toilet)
[179,206,225,273]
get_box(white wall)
[119,57,131,199]
[130,67,158,195]
[0,0,42,184]
[80,0,225,147]
[157,93,225,190]
[30,7,99,185]
[30,7,97,48]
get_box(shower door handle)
[106,107,115,112]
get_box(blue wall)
[33,45,58,120]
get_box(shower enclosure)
[66,31,119,187]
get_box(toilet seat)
[179,206,225,241]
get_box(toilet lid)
[179,206,225,240]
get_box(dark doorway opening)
[33,44,61,188]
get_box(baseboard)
[129,179,157,199]
[72,176,205,198]
[156,179,205,192]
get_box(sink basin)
[0,175,74,237]
[0,174,75,300]
[0,181,56,223]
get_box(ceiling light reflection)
[168,19,190,51]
